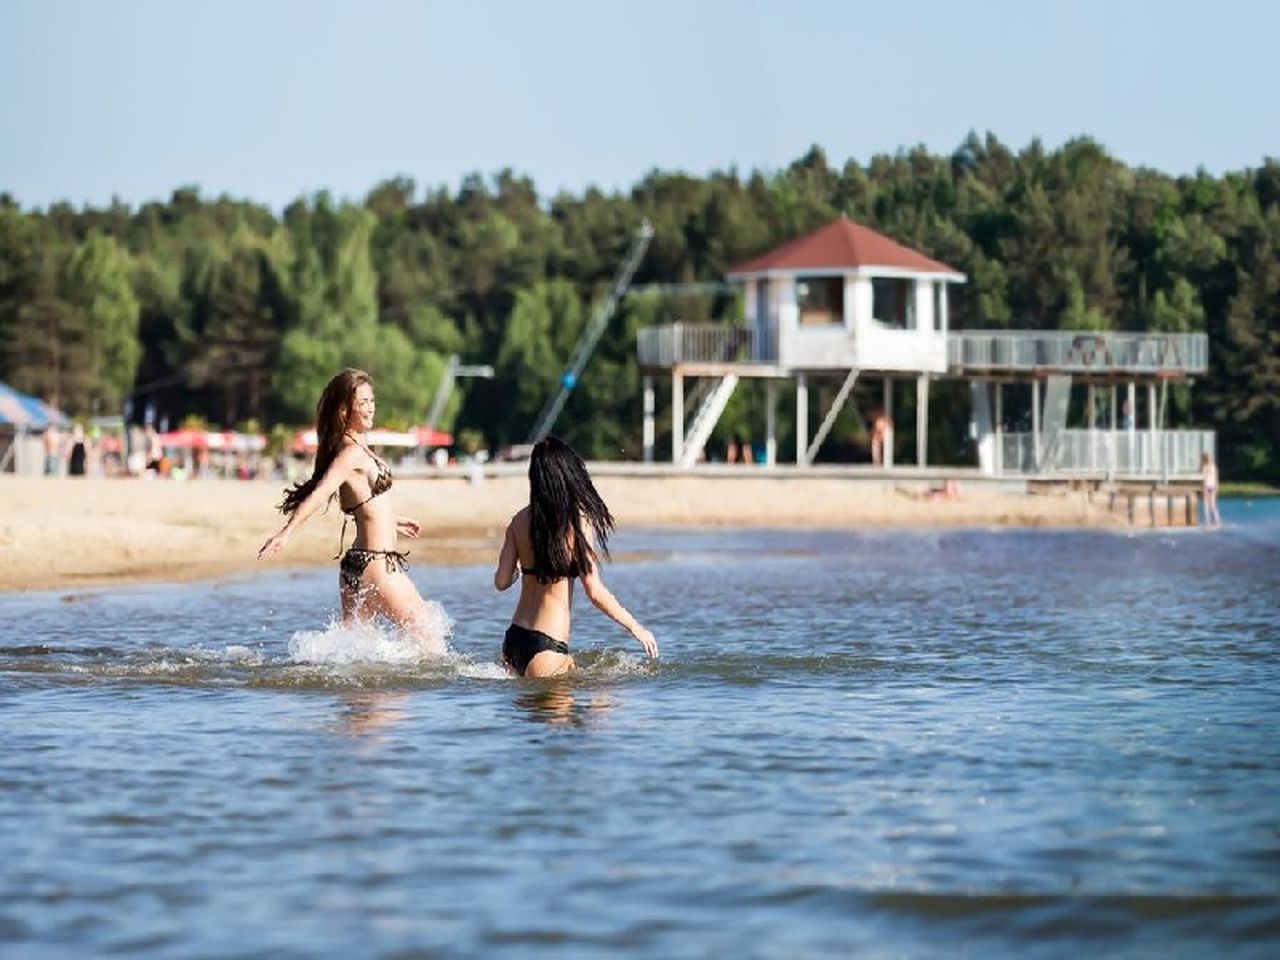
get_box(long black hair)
[278,368,370,516]
[528,435,613,582]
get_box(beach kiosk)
[636,216,1212,482]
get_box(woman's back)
[507,506,575,642]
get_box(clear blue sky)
[1,0,1276,211]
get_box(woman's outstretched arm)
[258,446,361,560]
[580,557,658,658]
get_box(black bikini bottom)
[339,549,409,592]
[502,624,570,676]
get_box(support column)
[1127,381,1137,473]
[642,375,655,464]
[1088,384,1096,471]
[995,382,1004,475]
[795,373,808,466]
[1032,379,1041,469]
[1148,382,1157,476]
[916,374,930,467]
[883,377,894,469]
[672,373,684,466]
[1109,383,1118,477]
[765,379,777,467]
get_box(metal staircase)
[527,221,654,444]
[679,374,739,467]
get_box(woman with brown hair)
[258,368,448,654]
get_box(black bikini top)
[521,564,577,581]
[341,435,393,516]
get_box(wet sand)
[0,472,1119,593]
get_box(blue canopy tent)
[0,381,70,473]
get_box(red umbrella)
[414,426,454,447]
[159,428,210,450]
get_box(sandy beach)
[0,470,1133,594]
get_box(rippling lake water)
[3,500,1279,958]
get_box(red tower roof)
[727,217,962,278]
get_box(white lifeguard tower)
[636,216,1212,480]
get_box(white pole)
[883,377,894,469]
[1109,383,1117,477]
[995,382,1004,475]
[795,373,808,466]
[672,373,684,466]
[1128,381,1137,474]
[1088,384,1096,472]
[1148,383,1157,476]
[642,375,655,464]
[1032,379,1041,471]
[765,379,777,467]
[916,375,929,467]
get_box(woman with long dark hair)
[258,368,448,653]
[494,436,658,677]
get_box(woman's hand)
[633,626,659,659]
[396,517,421,539]
[258,527,290,560]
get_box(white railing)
[998,429,1215,477]
[637,324,755,366]
[951,331,1208,374]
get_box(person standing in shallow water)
[494,436,659,677]
[1200,452,1221,529]
[258,368,449,655]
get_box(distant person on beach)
[493,435,658,677]
[144,425,163,474]
[66,424,90,477]
[42,424,63,476]
[258,368,448,654]
[871,410,892,466]
[1200,452,1220,528]
[897,478,960,502]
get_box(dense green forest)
[1,134,1277,478]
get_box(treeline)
[1,134,1277,478]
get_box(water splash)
[288,602,453,665]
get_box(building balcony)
[950,331,1208,377]
[994,428,1214,478]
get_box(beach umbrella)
[0,382,70,428]
[159,427,211,450]
[414,426,454,448]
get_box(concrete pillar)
[1032,379,1041,469]
[1088,384,1096,471]
[1127,381,1137,473]
[1109,383,1118,477]
[642,375,655,464]
[1148,382,1157,475]
[916,375,929,467]
[765,379,777,467]
[995,382,1004,475]
[795,373,808,466]
[883,377,894,469]
[672,373,684,465]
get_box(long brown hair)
[278,368,371,516]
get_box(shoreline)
[0,473,1135,594]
